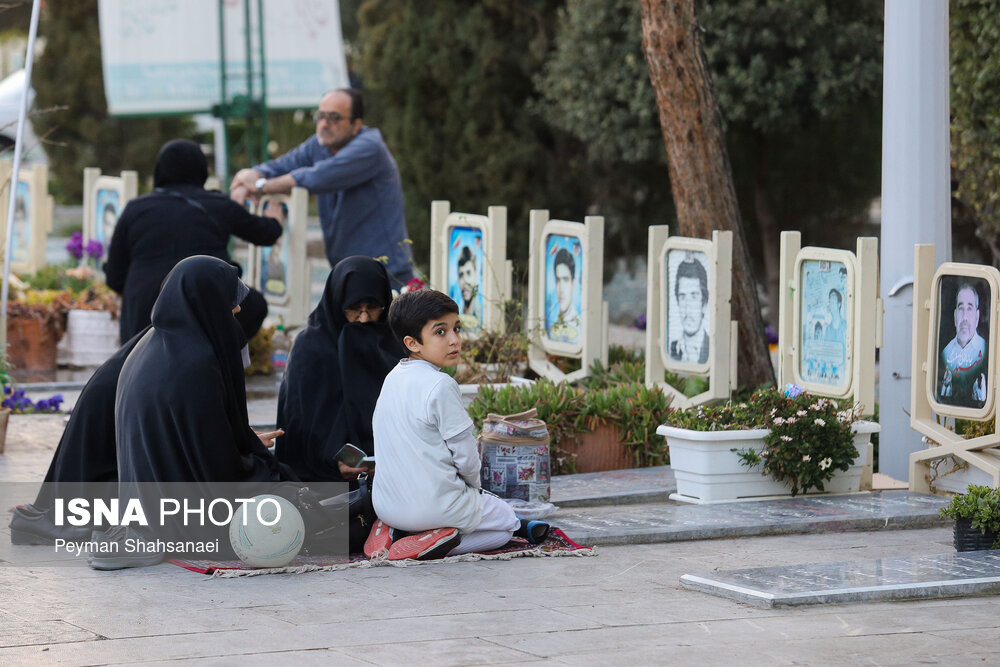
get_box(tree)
[356,0,589,270]
[951,0,1000,264]
[639,0,773,388]
[30,0,192,201]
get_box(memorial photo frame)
[247,188,310,327]
[777,232,879,414]
[925,266,997,421]
[429,201,510,333]
[527,210,607,383]
[0,161,53,275]
[645,227,736,408]
[82,167,138,249]
[910,248,1000,491]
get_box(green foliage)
[940,485,1000,549]
[30,0,193,200]
[467,348,674,473]
[951,0,1000,263]
[356,0,587,269]
[663,387,860,496]
[534,0,882,259]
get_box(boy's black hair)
[388,289,459,349]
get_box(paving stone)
[553,490,948,546]
[550,466,674,507]
[681,549,1000,608]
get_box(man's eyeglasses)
[312,110,350,124]
[344,304,384,320]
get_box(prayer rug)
[169,528,595,577]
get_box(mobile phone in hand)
[335,443,368,468]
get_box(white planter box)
[56,309,119,368]
[657,421,879,504]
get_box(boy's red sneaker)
[387,527,460,561]
[364,519,394,558]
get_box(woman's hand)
[337,460,371,481]
[256,429,284,449]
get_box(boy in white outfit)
[368,289,523,560]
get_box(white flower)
[773,416,785,425]
[796,410,807,417]
[809,403,822,411]
[786,417,797,424]
[814,418,826,427]
[781,435,793,442]
[802,454,811,462]
[819,457,833,470]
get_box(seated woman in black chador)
[7,327,150,545]
[88,257,295,569]
[275,256,405,483]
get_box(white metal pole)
[1,0,43,351]
[879,0,952,480]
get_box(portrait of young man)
[668,253,710,365]
[545,240,582,344]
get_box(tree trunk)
[639,0,775,389]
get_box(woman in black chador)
[104,139,282,343]
[88,256,295,569]
[7,327,150,545]
[275,256,405,482]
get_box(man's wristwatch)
[254,177,267,196]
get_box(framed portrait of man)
[247,189,310,327]
[664,248,712,373]
[447,226,484,333]
[82,168,137,250]
[544,233,584,347]
[797,257,853,394]
[11,181,31,264]
[429,202,509,334]
[932,274,992,413]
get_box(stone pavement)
[3,405,1000,664]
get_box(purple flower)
[784,383,804,398]
[66,232,84,260]
[85,239,104,260]
[633,313,647,330]
[765,325,779,345]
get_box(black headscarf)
[31,326,151,512]
[275,256,404,481]
[116,255,285,485]
[153,139,209,188]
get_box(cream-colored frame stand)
[910,245,1000,491]
[429,201,512,333]
[83,167,138,248]
[777,232,880,416]
[526,210,607,383]
[247,187,310,328]
[0,161,53,275]
[644,226,736,408]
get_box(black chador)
[275,256,405,482]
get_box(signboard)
[97,0,349,114]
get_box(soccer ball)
[229,494,305,567]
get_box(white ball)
[229,494,305,567]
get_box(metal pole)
[879,0,952,480]
[218,0,230,184]
[1,0,43,351]
[243,0,257,162]
[257,0,269,160]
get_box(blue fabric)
[254,128,414,286]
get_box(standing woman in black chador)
[8,327,150,545]
[104,138,282,343]
[275,256,405,482]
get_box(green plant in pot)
[939,484,1000,551]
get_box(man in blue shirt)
[230,88,415,287]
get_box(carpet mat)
[169,528,595,577]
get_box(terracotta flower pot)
[6,315,59,372]
[560,419,632,473]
